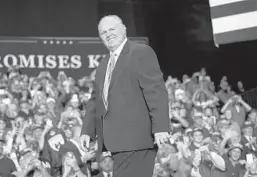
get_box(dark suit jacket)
[81,40,170,154]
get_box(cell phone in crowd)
[246,154,254,165]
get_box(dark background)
[0,0,256,90]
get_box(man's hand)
[80,134,90,151]
[223,130,233,141]
[44,119,53,132]
[199,145,209,152]
[10,152,18,162]
[65,156,79,170]
[239,160,246,165]
[81,151,96,163]
[154,132,170,148]
[31,159,42,169]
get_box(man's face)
[199,92,207,101]
[20,103,29,111]
[249,112,257,124]
[179,108,186,118]
[21,90,28,97]
[243,127,253,137]
[193,131,203,143]
[175,93,185,101]
[194,118,203,127]
[70,101,79,109]
[225,110,232,120]
[38,104,47,113]
[237,81,243,89]
[205,108,213,117]
[182,74,189,82]
[218,122,229,134]
[201,68,206,76]
[47,101,55,110]
[6,104,18,118]
[220,81,228,90]
[100,157,114,172]
[15,117,25,130]
[32,81,41,90]
[229,148,241,161]
[63,126,74,139]
[98,17,126,51]
[33,128,43,140]
[34,115,44,126]
[230,134,241,144]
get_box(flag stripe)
[211,0,257,19]
[209,0,247,7]
[212,11,257,34]
[214,26,257,44]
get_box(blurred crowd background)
[0,65,256,177]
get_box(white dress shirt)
[109,38,128,64]
[102,37,128,109]
[103,171,113,177]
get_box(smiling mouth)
[107,37,115,41]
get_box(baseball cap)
[100,151,113,162]
[191,128,203,135]
[242,121,253,129]
[228,143,243,152]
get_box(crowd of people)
[153,68,257,177]
[0,66,106,177]
[0,65,256,177]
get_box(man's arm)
[136,45,170,134]
[81,87,96,140]
[209,152,226,171]
[81,100,96,140]
[221,98,233,113]
[238,97,252,112]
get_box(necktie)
[249,137,256,151]
[107,173,111,177]
[103,54,116,109]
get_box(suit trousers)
[111,148,156,177]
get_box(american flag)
[209,0,257,45]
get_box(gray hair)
[98,15,125,30]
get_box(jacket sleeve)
[136,45,170,134]
[81,86,97,140]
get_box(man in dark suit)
[241,121,257,159]
[94,152,114,177]
[80,15,170,177]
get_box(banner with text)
[0,37,148,79]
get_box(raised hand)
[80,134,91,151]
[154,132,170,148]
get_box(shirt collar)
[110,38,127,57]
[103,171,113,177]
[245,135,252,139]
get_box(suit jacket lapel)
[108,41,129,93]
[98,54,110,115]
[101,41,129,116]
[99,54,110,101]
